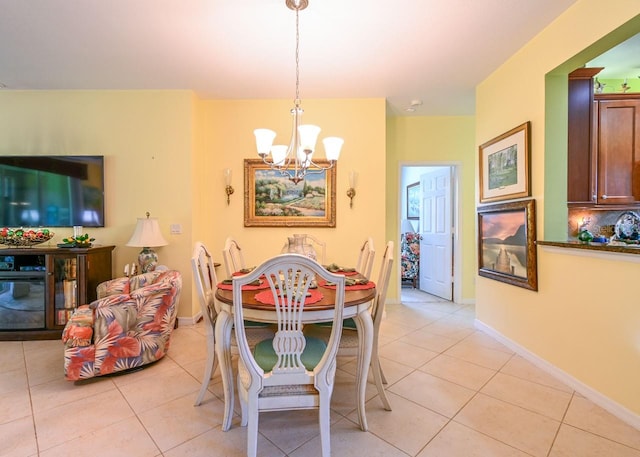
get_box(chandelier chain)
[294,6,300,107]
[253,0,342,185]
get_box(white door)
[419,167,453,300]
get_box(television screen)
[0,156,105,228]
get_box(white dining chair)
[305,240,394,411]
[232,254,346,457]
[355,236,375,278]
[191,241,274,407]
[222,237,246,278]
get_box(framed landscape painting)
[477,199,537,291]
[244,159,336,227]
[479,121,531,203]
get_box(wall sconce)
[346,170,357,208]
[224,168,234,205]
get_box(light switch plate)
[170,224,182,235]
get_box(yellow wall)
[476,1,640,416]
[386,116,476,301]
[0,92,387,318]
[0,90,196,315]
[197,98,387,293]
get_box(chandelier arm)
[255,0,342,185]
[304,160,337,172]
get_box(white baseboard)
[177,312,202,328]
[475,319,640,431]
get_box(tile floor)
[2,290,640,457]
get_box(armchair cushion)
[63,270,182,381]
[61,305,94,348]
[401,232,421,283]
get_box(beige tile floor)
[2,290,640,457]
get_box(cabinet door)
[596,98,640,205]
[51,254,79,326]
[567,69,600,204]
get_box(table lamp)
[126,212,168,273]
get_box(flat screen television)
[0,156,105,228]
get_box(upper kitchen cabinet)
[594,93,640,205]
[567,68,640,207]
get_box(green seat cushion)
[254,336,327,371]
[243,320,271,328]
[315,318,357,330]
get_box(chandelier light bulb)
[254,129,276,156]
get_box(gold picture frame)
[244,159,336,227]
[479,121,531,203]
[477,199,537,291]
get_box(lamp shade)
[126,216,168,248]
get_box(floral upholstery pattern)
[62,270,182,381]
[401,232,422,288]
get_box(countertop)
[536,240,640,255]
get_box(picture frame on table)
[479,121,531,203]
[406,182,420,220]
[477,199,537,291]
[244,159,336,227]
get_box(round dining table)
[215,281,376,432]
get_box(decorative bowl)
[0,228,54,247]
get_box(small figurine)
[621,78,630,93]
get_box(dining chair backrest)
[372,241,393,329]
[232,254,346,457]
[191,241,220,406]
[192,241,219,326]
[355,237,375,279]
[222,237,245,278]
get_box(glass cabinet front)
[53,256,77,326]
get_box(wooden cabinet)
[567,67,601,204]
[594,94,640,205]
[567,67,640,207]
[0,245,114,340]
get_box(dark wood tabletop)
[216,284,375,311]
[215,275,376,311]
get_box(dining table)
[214,269,377,432]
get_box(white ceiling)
[0,0,583,116]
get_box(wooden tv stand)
[0,245,114,341]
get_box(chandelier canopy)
[254,0,343,185]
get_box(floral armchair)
[62,270,182,381]
[401,232,422,288]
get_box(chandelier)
[254,0,343,185]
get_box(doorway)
[399,163,462,303]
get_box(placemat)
[317,279,376,290]
[217,279,270,291]
[324,265,359,276]
[254,288,324,305]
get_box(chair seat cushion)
[243,320,271,328]
[254,336,327,371]
[314,317,357,330]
